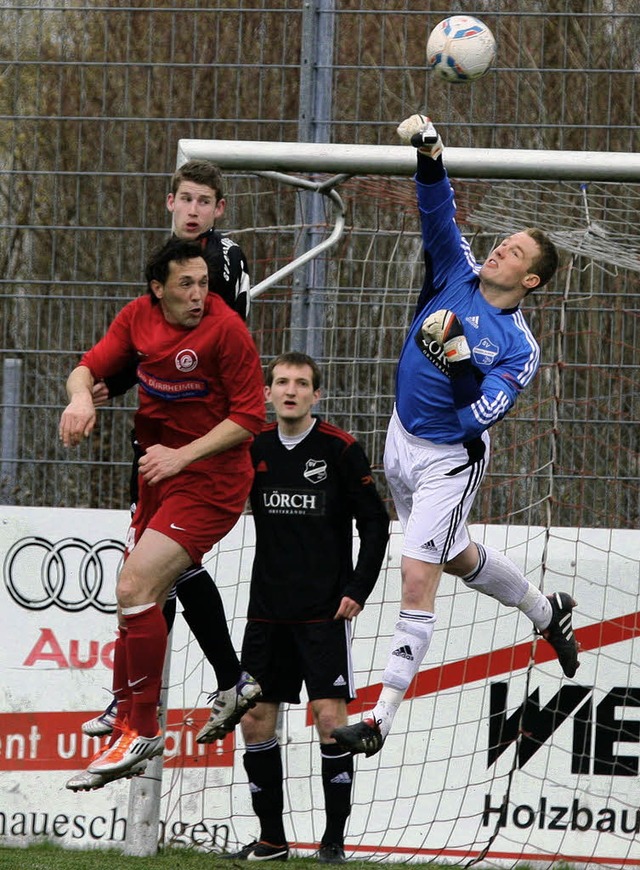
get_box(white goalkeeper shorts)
[384,408,490,564]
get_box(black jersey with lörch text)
[248,418,390,623]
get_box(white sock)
[462,543,551,630]
[371,610,436,738]
[120,602,156,616]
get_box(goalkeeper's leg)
[332,419,477,757]
[451,542,579,678]
[332,557,439,756]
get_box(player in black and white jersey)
[74,162,259,783]
[100,159,250,399]
[220,352,390,863]
[167,160,250,320]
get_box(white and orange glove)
[396,114,444,160]
[421,308,470,364]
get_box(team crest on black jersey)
[303,458,328,484]
[175,348,198,372]
[415,330,450,377]
[472,337,499,367]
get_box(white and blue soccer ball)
[426,15,496,83]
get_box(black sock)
[243,741,287,845]
[176,567,241,689]
[320,742,353,847]
[162,595,177,634]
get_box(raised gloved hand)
[421,309,470,364]
[396,114,444,160]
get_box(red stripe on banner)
[307,610,640,723]
[0,709,234,771]
[292,842,640,865]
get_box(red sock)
[123,604,167,737]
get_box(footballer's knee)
[240,701,278,744]
[445,542,480,577]
[116,568,151,609]
[312,699,347,740]
[400,556,441,611]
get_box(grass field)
[0,843,435,870]
[0,843,569,870]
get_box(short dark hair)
[524,228,559,291]
[266,352,322,391]
[170,160,225,199]
[145,237,205,301]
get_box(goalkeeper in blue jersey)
[332,115,580,759]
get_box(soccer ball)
[426,15,496,84]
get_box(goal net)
[154,141,640,866]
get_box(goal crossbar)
[178,139,640,182]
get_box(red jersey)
[80,293,265,475]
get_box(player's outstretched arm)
[396,113,443,160]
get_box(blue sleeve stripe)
[471,390,511,426]
[460,234,482,275]
[513,310,540,386]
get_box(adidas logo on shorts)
[420,539,437,552]
[333,675,347,687]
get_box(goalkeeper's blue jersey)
[395,175,540,445]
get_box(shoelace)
[99,717,137,756]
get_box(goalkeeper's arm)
[396,113,446,184]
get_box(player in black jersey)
[76,161,259,772]
[222,353,390,863]
[97,159,250,399]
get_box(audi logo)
[3,536,123,613]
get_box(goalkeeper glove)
[421,309,470,364]
[396,114,444,160]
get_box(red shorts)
[129,466,252,564]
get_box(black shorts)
[241,619,355,704]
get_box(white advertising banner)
[1,506,639,867]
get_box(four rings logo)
[3,536,122,613]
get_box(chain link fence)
[1,1,639,527]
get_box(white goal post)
[175,139,640,298]
[177,137,640,181]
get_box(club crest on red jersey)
[175,349,198,372]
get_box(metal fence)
[1,1,639,528]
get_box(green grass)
[0,844,578,870]
[0,843,414,870]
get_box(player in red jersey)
[83,160,257,752]
[59,238,265,786]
